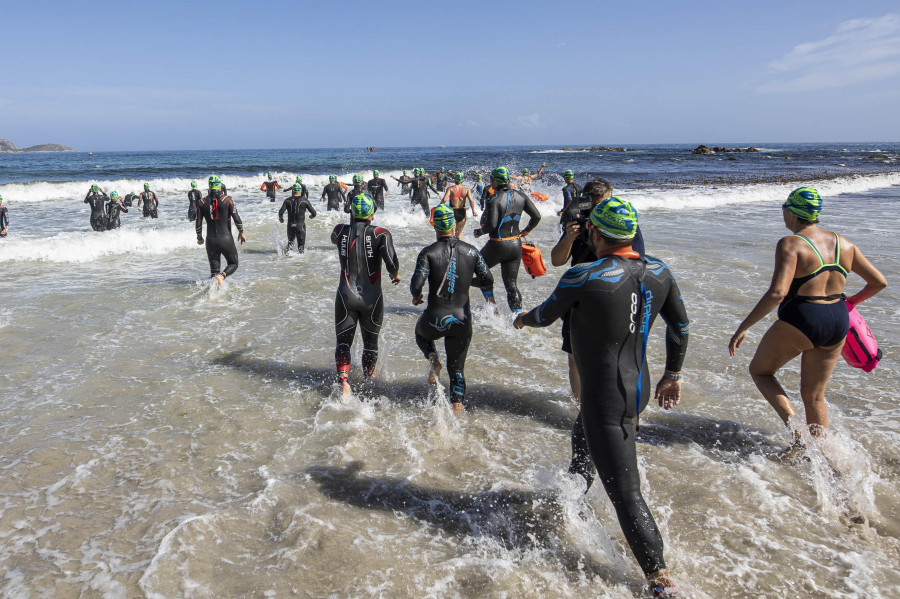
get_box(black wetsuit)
[105,200,128,230]
[397,175,412,194]
[188,189,202,221]
[343,185,367,213]
[475,185,541,311]
[409,176,438,217]
[0,206,8,237]
[322,182,346,211]
[561,182,582,213]
[433,171,449,192]
[279,193,316,253]
[410,237,494,403]
[123,193,137,208]
[84,191,110,231]
[196,191,244,278]
[522,253,689,576]
[139,191,159,218]
[367,177,389,210]
[262,180,280,201]
[331,221,400,378]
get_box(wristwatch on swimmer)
[663,371,682,381]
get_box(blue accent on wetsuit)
[777,233,850,348]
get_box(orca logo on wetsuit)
[430,314,463,331]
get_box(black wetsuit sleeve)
[302,185,309,199]
[379,229,400,276]
[479,194,501,234]
[521,194,541,234]
[303,200,316,218]
[659,274,689,372]
[521,277,577,327]
[472,250,494,296]
[410,248,429,299]
[278,199,290,220]
[229,200,244,233]
[195,202,204,238]
[331,224,342,245]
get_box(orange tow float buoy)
[521,242,546,278]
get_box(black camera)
[563,198,594,227]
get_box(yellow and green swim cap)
[590,196,638,240]
[432,204,455,232]
[783,187,822,221]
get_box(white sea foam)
[0,227,196,263]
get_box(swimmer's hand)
[513,313,525,329]
[197,237,204,245]
[412,295,424,306]
[390,273,401,285]
[238,232,246,245]
[655,376,681,410]
[279,218,284,223]
[473,228,484,238]
[728,329,747,356]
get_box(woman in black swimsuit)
[729,187,886,454]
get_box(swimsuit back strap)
[792,234,825,267]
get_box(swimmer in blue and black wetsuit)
[105,191,128,230]
[410,204,495,411]
[409,168,439,218]
[196,176,246,286]
[279,182,316,254]
[515,197,688,598]
[473,167,541,313]
[367,171,389,211]
[730,187,886,457]
[84,184,109,231]
[187,181,202,221]
[321,175,347,211]
[260,172,281,202]
[0,195,9,237]
[331,193,401,397]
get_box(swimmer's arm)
[410,249,428,302]
[305,201,316,219]
[278,200,289,221]
[519,284,574,328]
[659,278,689,373]
[729,237,797,355]
[230,203,244,234]
[520,195,542,236]
[195,207,204,240]
[440,188,451,204]
[472,251,495,302]
[380,230,401,282]
[845,239,887,307]
[260,183,267,191]
[551,226,579,266]
[529,162,546,181]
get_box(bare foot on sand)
[215,274,225,287]
[427,353,442,385]
[339,380,352,403]
[451,402,463,412]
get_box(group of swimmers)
[81,183,160,231]
[5,162,886,597]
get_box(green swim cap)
[441,167,445,172]
[491,167,510,185]
[352,174,364,185]
[91,184,99,192]
[590,197,638,240]
[144,183,150,190]
[432,204,456,232]
[191,181,197,188]
[475,174,483,181]
[296,175,302,182]
[329,174,337,182]
[267,172,272,179]
[209,175,222,189]
[403,170,408,175]
[292,183,302,193]
[350,193,375,218]
[110,191,120,200]
[0,195,3,204]
[373,170,380,177]
[564,170,574,179]
[522,168,530,175]
[783,187,822,221]
[454,172,463,183]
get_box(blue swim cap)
[351,193,375,218]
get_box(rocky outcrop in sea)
[0,139,74,153]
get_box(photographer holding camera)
[549,178,646,488]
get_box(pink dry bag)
[842,303,882,372]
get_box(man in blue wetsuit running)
[331,193,401,398]
[410,204,494,411]
[514,197,688,598]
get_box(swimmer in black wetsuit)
[0,195,8,237]
[342,175,367,213]
[196,175,246,286]
[551,178,646,487]
[473,167,541,312]
[392,170,412,194]
[123,192,137,208]
[105,191,128,230]
[260,172,281,202]
[279,182,316,254]
[560,169,581,215]
[321,175,347,211]
[409,168,439,218]
[410,204,494,411]
[432,167,449,192]
[367,171,389,211]
[138,183,159,218]
[84,184,110,231]
[331,193,401,397]
[515,197,688,598]
[187,181,202,221]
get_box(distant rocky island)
[0,139,74,153]
[691,144,759,155]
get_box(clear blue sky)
[2,0,899,150]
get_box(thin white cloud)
[757,13,900,93]
[517,113,545,129]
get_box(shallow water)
[0,148,899,598]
